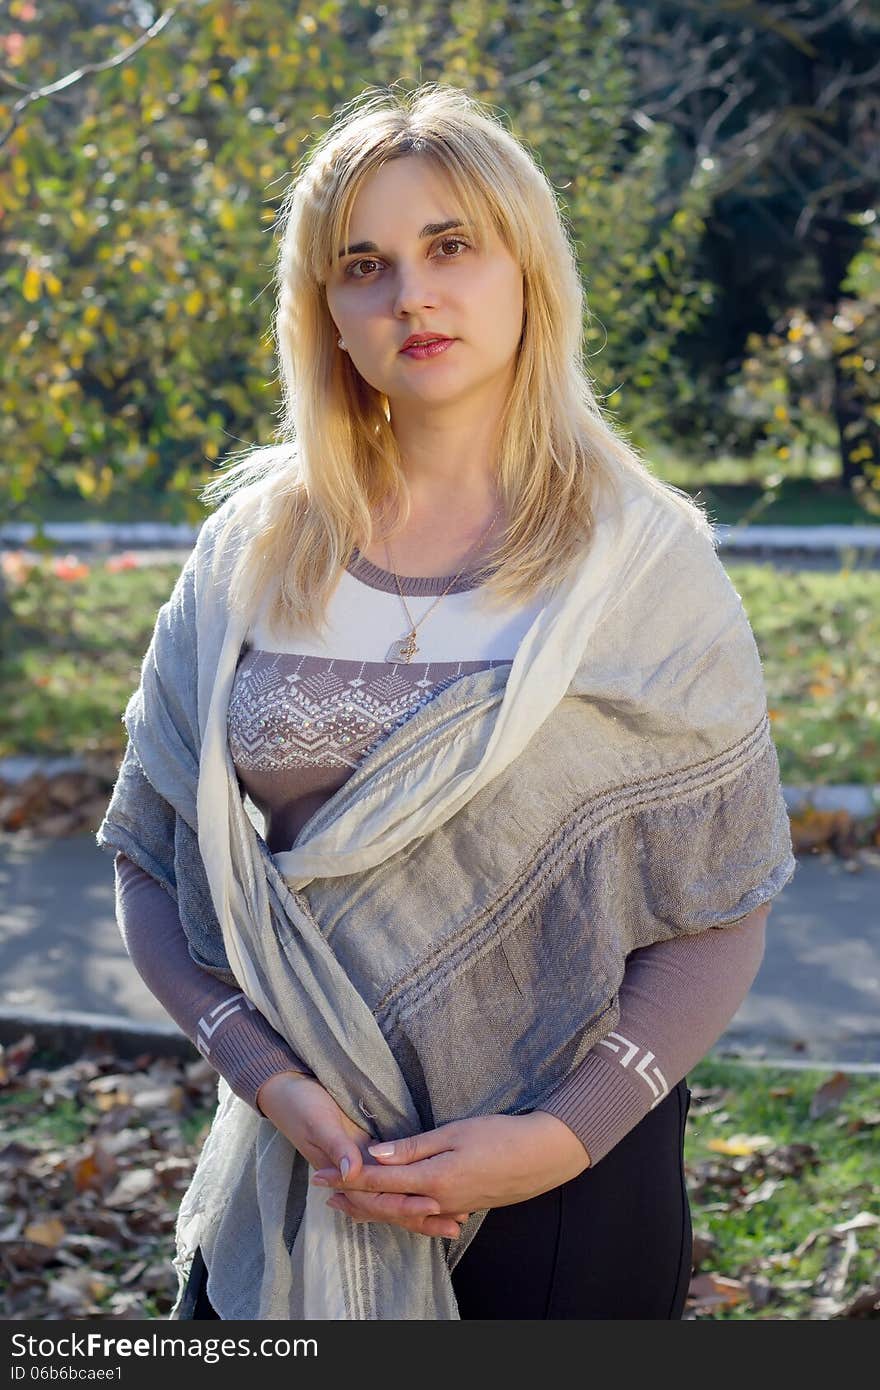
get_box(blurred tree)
[2,0,875,529]
[1,0,716,529]
[618,0,880,494]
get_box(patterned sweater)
[114,546,766,1166]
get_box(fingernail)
[340,1156,350,1180]
[312,1175,330,1185]
[368,1143,395,1157]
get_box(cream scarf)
[114,467,790,1318]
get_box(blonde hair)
[200,81,713,640]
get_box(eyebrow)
[337,219,467,259]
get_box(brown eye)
[437,237,469,258]
[346,258,380,280]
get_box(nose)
[392,261,439,318]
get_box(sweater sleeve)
[533,910,767,1166]
[114,853,765,1158]
[113,851,315,1113]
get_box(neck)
[387,373,510,508]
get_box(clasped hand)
[256,1071,590,1241]
[313,1111,591,1240]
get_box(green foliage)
[1,0,714,524]
[721,213,880,516]
[2,1,876,527]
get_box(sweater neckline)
[345,547,494,596]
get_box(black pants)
[179,1078,692,1321]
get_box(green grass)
[0,560,185,761]
[647,442,880,526]
[3,554,879,786]
[688,479,879,529]
[0,1087,93,1147]
[683,1057,880,1319]
[725,562,880,786]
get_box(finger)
[312,1158,443,1195]
[306,1137,366,1188]
[332,1188,442,1222]
[327,1194,460,1239]
[366,1130,455,1165]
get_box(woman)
[100,83,795,1320]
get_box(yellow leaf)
[73,468,97,496]
[708,1134,773,1156]
[218,204,236,231]
[184,289,204,316]
[24,1217,66,1248]
[22,265,41,301]
[93,1089,131,1110]
[83,304,100,327]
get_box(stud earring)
[338,337,347,350]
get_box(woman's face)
[324,156,525,415]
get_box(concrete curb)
[2,753,878,818]
[3,520,880,553]
[3,1005,879,1074]
[0,1006,198,1063]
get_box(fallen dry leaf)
[0,1141,40,1172]
[741,1177,783,1208]
[72,1141,119,1194]
[22,1217,66,1248]
[707,1133,773,1156]
[687,1272,749,1311]
[691,1230,717,1270]
[809,1072,851,1119]
[838,1285,880,1318]
[131,1084,185,1113]
[0,1035,37,1086]
[840,1110,880,1133]
[831,1212,880,1235]
[104,1168,158,1209]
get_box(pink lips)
[400,338,456,359]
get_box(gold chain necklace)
[384,510,501,663]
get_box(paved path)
[2,832,879,1065]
